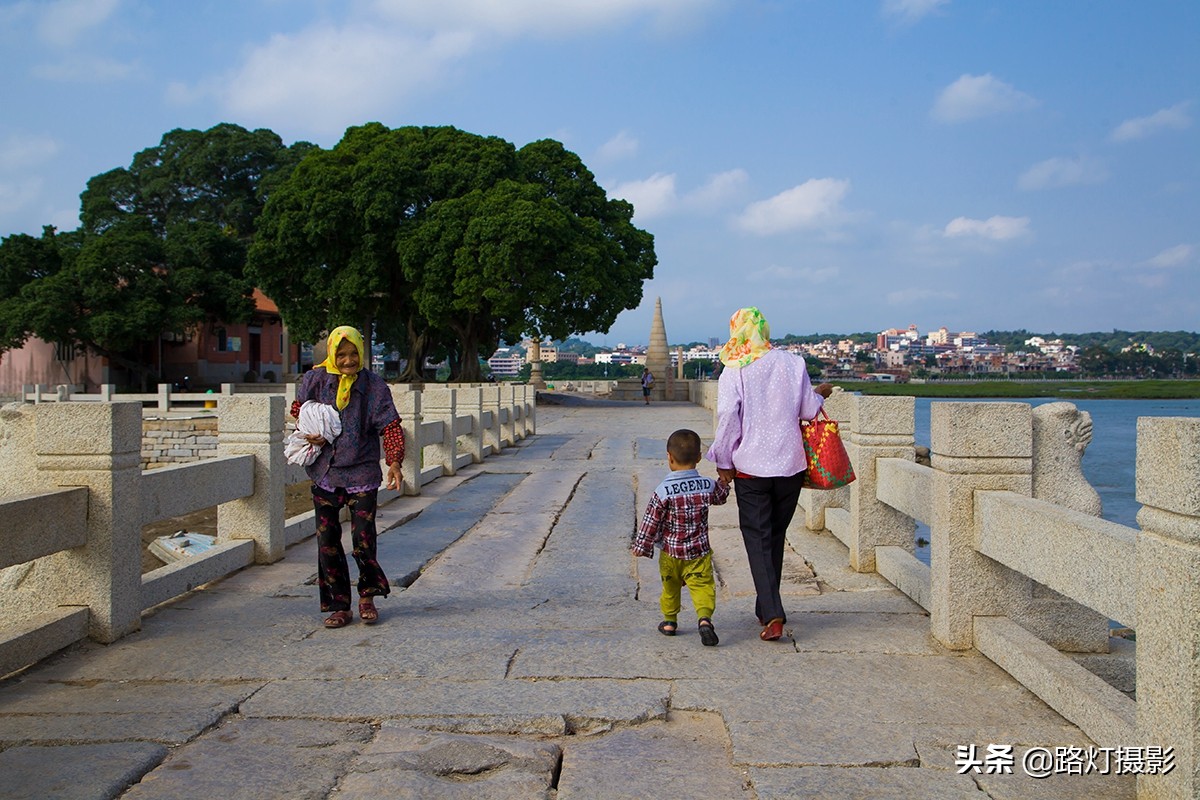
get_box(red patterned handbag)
[801,408,856,489]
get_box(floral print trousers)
[312,485,390,612]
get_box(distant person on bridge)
[292,325,405,629]
[640,367,655,404]
[705,307,833,642]
[632,429,730,646]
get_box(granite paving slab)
[0,742,167,800]
[749,765,986,799]
[121,718,372,800]
[555,712,751,799]
[240,677,671,734]
[330,724,561,800]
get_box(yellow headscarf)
[719,307,773,367]
[319,326,365,410]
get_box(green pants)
[658,551,716,621]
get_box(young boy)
[632,429,730,646]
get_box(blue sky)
[1,0,1197,346]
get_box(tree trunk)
[399,316,429,383]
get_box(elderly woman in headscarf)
[292,326,405,629]
[704,308,832,642]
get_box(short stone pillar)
[929,402,1033,650]
[392,387,422,495]
[528,340,544,388]
[842,394,917,572]
[35,402,143,643]
[1134,416,1200,800]
[522,384,536,436]
[504,384,526,440]
[480,385,503,456]
[455,387,485,463]
[217,395,285,564]
[421,387,459,476]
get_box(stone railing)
[797,392,1198,800]
[0,384,535,677]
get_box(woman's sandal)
[657,620,677,636]
[698,617,719,647]
[358,597,379,625]
[324,610,353,629]
[760,618,785,641]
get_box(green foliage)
[250,125,655,382]
[1,123,309,385]
[840,379,1200,400]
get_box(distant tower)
[646,298,670,392]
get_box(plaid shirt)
[632,469,730,560]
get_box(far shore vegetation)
[829,379,1200,400]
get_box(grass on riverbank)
[831,379,1200,400]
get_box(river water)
[909,397,1200,564]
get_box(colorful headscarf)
[718,307,773,367]
[320,325,365,410]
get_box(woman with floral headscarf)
[292,326,406,629]
[705,308,832,642]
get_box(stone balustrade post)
[481,385,503,455]
[522,384,537,436]
[842,393,917,572]
[392,386,422,495]
[421,387,459,476]
[216,395,285,564]
[929,402,1033,649]
[1134,416,1200,800]
[504,384,525,440]
[34,402,143,643]
[455,387,485,463]
[500,384,520,443]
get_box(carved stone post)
[35,402,143,643]
[929,401,1032,649]
[421,387,458,476]
[843,394,916,572]
[1134,416,1200,800]
[481,385,503,455]
[217,395,285,564]
[392,386,422,496]
[456,387,485,463]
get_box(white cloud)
[683,169,748,211]
[368,0,714,38]
[609,172,678,219]
[1017,155,1108,190]
[0,134,59,171]
[215,25,475,137]
[596,130,639,162]
[881,0,950,24]
[37,0,120,47]
[1142,243,1193,269]
[734,178,851,235]
[1110,102,1192,142]
[943,215,1030,240]
[932,73,1037,123]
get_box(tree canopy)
[0,123,312,386]
[249,124,655,381]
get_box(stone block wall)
[141,416,220,469]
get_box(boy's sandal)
[324,610,353,629]
[657,620,677,636]
[358,597,379,625]
[698,617,719,647]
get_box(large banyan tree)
[248,123,656,381]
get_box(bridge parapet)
[798,394,1199,799]
[0,384,535,677]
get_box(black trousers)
[733,472,805,624]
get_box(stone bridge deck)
[0,398,1133,799]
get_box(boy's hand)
[717,467,736,485]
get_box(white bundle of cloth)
[284,401,343,466]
